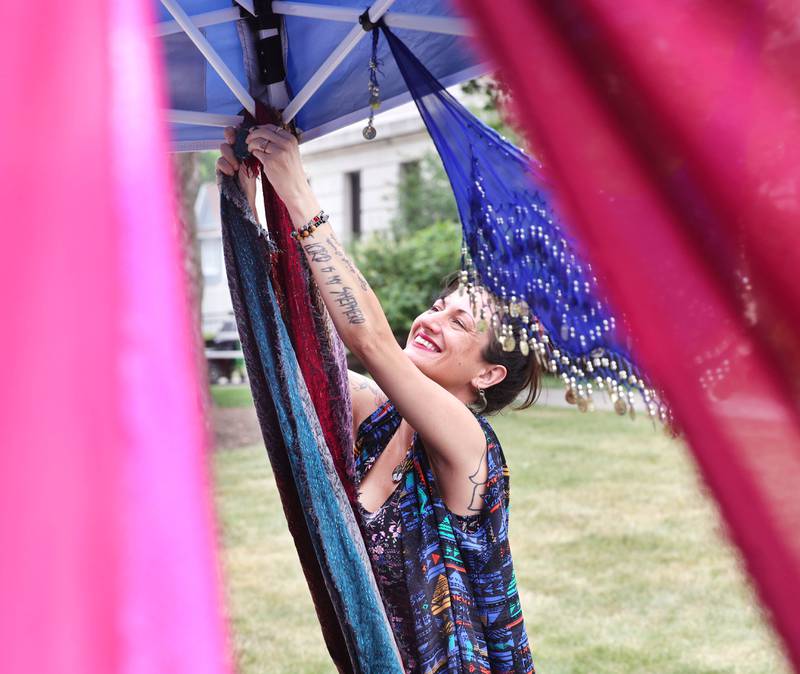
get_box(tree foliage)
[352,220,462,342]
[392,153,459,236]
[172,151,211,395]
[196,151,219,183]
[460,75,524,148]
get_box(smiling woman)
[217,123,541,673]
[418,283,541,417]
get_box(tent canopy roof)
[157,0,485,151]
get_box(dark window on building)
[400,160,421,182]
[347,170,362,239]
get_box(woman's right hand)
[216,126,258,213]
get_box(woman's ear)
[473,363,507,391]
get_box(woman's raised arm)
[239,124,491,515]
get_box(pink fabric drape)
[0,2,230,673]
[459,0,800,670]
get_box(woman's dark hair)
[437,273,541,415]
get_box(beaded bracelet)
[290,210,329,240]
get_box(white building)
[198,99,437,336]
[300,102,436,244]
[194,183,228,336]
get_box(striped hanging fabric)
[218,152,402,671]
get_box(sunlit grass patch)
[213,406,790,674]
[212,384,254,408]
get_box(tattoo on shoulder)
[351,376,387,407]
[368,382,386,406]
[466,447,489,514]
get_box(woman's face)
[403,288,496,397]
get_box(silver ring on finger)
[260,138,270,151]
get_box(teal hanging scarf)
[218,172,402,673]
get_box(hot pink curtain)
[0,2,230,673]
[459,0,800,670]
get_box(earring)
[470,387,487,414]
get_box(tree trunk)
[172,152,212,428]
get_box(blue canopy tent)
[156,0,486,150]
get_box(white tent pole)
[167,110,244,127]
[385,12,471,36]
[233,0,255,15]
[156,7,242,37]
[160,0,256,116]
[272,2,472,37]
[272,2,356,22]
[281,0,399,125]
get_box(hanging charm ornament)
[362,28,381,140]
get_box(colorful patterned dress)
[354,400,536,674]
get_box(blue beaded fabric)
[355,400,535,674]
[382,26,667,424]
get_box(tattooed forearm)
[302,238,369,325]
[331,286,366,324]
[466,448,489,513]
[325,235,369,292]
[325,234,345,257]
[344,257,369,292]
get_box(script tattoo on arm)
[304,243,331,263]
[302,240,366,325]
[319,265,343,285]
[330,286,365,324]
[325,235,369,292]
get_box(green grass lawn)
[211,375,565,409]
[211,384,254,408]
[213,406,790,674]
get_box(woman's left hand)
[246,124,311,208]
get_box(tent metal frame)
[271,2,472,36]
[280,0,398,124]
[156,2,471,38]
[168,110,244,127]
[159,0,478,135]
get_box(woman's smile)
[412,331,441,353]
